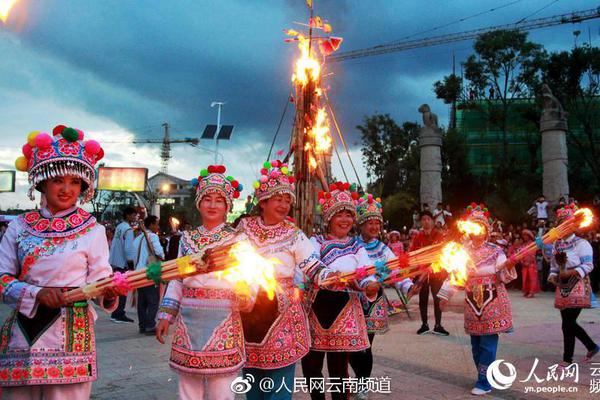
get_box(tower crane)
[330,7,600,62]
[104,123,199,174]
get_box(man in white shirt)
[108,206,138,323]
[433,202,452,227]
[133,215,165,335]
[535,196,549,223]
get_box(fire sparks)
[217,241,279,300]
[431,242,472,287]
[575,208,594,228]
[457,220,486,237]
[292,34,321,86]
[0,0,18,23]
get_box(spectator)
[0,222,8,243]
[412,209,420,229]
[133,215,165,335]
[535,196,548,224]
[108,207,139,323]
[387,230,404,256]
[411,211,448,336]
[245,195,254,214]
[433,202,452,227]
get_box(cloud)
[1,0,599,209]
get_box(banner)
[97,167,147,192]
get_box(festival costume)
[302,183,373,400]
[1,126,113,399]
[548,204,598,363]
[157,165,245,400]
[239,161,334,400]
[438,204,515,393]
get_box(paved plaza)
[2,290,599,399]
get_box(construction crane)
[330,7,600,62]
[104,123,199,174]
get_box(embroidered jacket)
[357,237,412,334]
[0,206,115,386]
[157,223,247,375]
[549,234,594,279]
[307,235,372,351]
[235,216,331,369]
[438,241,514,336]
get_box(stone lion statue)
[418,104,438,128]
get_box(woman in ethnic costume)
[438,203,516,396]
[547,203,599,366]
[302,182,380,400]
[349,194,413,400]
[235,160,338,400]
[0,125,118,399]
[155,165,247,400]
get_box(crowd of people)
[0,125,598,399]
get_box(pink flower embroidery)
[33,219,50,232]
[68,213,84,227]
[32,367,45,378]
[50,218,67,232]
[76,365,89,376]
[59,142,80,156]
[47,366,60,378]
[36,148,57,160]
[62,365,75,377]
[24,212,40,224]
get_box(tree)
[433,73,462,130]
[357,114,420,198]
[465,30,543,160]
[540,45,600,193]
[453,30,544,164]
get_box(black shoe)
[112,315,134,323]
[144,327,156,335]
[433,325,450,336]
[417,324,430,335]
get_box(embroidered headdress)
[317,182,359,224]
[356,193,383,225]
[190,165,242,211]
[253,160,295,203]
[555,202,578,221]
[461,202,493,233]
[14,125,104,203]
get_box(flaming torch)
[0,0,18,24]
[498,207,595,271]
[63,241,280,303]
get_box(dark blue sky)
[1,0,598,207]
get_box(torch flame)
[431,242,472,287]
[0,0,18,23]
[218,241,279,300]
[457,220,486,237]
[574,208,593,228]
[292,34,320,86]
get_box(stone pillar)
[540,84,569,205]
[418,104,443,210]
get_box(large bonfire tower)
[287,3,342,234]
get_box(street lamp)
[201,101,234,164]
[211,101,225,164]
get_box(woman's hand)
[559,269,577,281]
[156,319,170,344]
[36,288,66,309]
[101,286,121,299]
[547,275,558,285]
